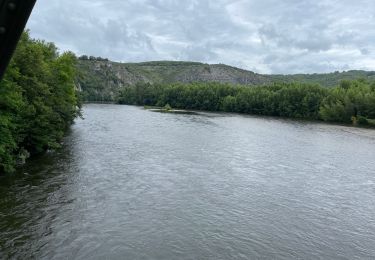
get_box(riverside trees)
[0,32,81,173]
[118,80,375,126]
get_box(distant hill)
[76,58,375,101]
[269,70,375,87]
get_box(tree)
[0,31,80,174]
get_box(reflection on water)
[1,104,375,259]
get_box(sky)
[27,0,375,74]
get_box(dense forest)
[118,80,375,126]
[0,32,80,174]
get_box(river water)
[1,104,375,259]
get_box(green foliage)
[270,70,375,87]
[76,59,121,102]
[164,104,172,111]
[319,80,375,124]
[118,80,375,126]
[357,116,369,125]
[0,32,80,174]
[76,58,375,102]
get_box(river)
[1,104,375,259]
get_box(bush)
[357,116,369,125]
[164,104,172,111]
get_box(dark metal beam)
[0,0,37,80]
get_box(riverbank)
[83,101,116,104]
[118,81,375,128]
[140,104,375,129]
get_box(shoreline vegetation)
[118,81,375,127]
[144,104,198,114]
[0,32,80,174]
[1,32,375,174]
[142,104,375,129]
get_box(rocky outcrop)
[76,59,375,101]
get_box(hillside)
[270,70,375,87]
[76,58,375,101]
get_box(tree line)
[0,32,81,174]
[78,55,109,61]
[118,80,375,125]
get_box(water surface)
[1,104,375,259]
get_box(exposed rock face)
[173,64,270,84]
[76,59,375,101]
[76,60,272,101]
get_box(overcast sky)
[27,0,375,74]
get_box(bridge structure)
[0,0,36,79]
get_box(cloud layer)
[27,0,375,74]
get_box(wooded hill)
[76,57,375,102]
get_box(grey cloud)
[27,0,375,73]
[361,48,370,55]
